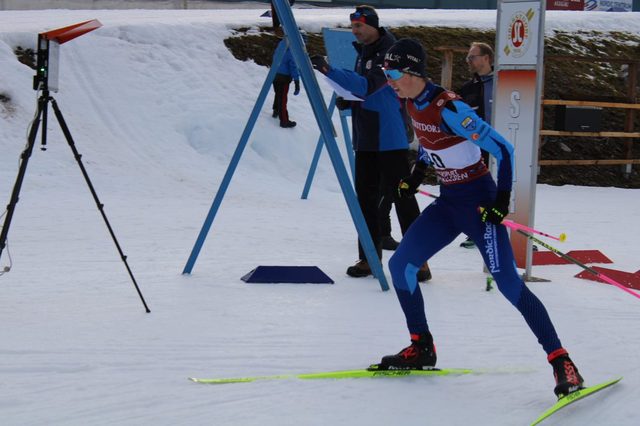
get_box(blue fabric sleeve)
[325,66,387,99]
[441,100,514,192]
[274,40,299,80]
[416,145,432,167]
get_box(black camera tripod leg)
[0,95,46,261]
[51,98,151,313]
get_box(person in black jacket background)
[459,42,494,127]
[458,42,494,249]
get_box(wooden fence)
[435,48,639,172]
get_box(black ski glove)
[310,55,330,74]
[293,79,300,95]
[481,191,511,225]
[398,161,427,199]
[336,97,351,111]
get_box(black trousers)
[272,74,292,125]
[378,185,394,237]
[354,149,420,261]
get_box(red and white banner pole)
[494,0,546,278]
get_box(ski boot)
[346,259,372,278]
[381,235,400,251]
[459,236,476,249]
[417,262,432,282]
[280,120,297,128]
[549,348,584,398]
[376,332,437,370]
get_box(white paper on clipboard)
[319,73,363,101]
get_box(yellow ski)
[189,366,473,384]
[531,377,622,426]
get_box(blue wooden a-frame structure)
[300,92,354,199]
[301,28,356,199]
[182,0,389,291]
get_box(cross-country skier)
[375,38,584,398]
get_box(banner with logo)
[497,3,541,66]
[546,0,584,10]
[547,0,632,10]
[584,0,633,10]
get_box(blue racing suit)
[389,82,563,355]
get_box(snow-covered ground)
[0,0,272,10]
[1,7,639,426]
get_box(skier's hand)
[480,191,511,224]
[398,161,427,199]
[293,79,300,96]
[336,97,351,111]
[310,55,330,74]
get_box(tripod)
[0,33,150,313]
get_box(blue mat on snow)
[241,266,334,284]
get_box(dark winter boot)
[378,332,437,370]
[417,262,432,282]
[280,120,297,128]
[381,235,399,251]
[346,260,372,278]
[548,349,584,398]
[459,236,475,249]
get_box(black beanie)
[350,6,379,29]
[384,38,427,78]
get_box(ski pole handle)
[420,190,566,242]
[475,207,566,242]
[475,205,566,242]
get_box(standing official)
[311,5,430,281]
[458,42,494,248]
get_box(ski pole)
[502,220,566,242]
[417,189,639,299]
[515,229,640,300]
[418,189,566,242]
[418,189,438,199]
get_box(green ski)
[531,376,622,426]
[189,366,473,384]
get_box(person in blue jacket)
[373,38,584,398]
[271,29,300,128]
[311,5,430,281]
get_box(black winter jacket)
[458,71,493,121]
